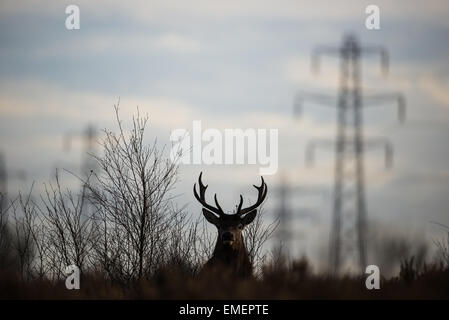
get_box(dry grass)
[1,257,448,300]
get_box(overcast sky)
[1,0,449,271]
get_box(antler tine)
[236,195,243,214]
[253,176,265,196]
[214,194,224,214]
[237,176,267,216]
[197,171,206,196]
[193,172,225,216]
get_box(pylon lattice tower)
[63,124,98,218]
[0,151,27,213]
[295,34,406,274]
[275,174,291,253]
[0,152,7,212]
[273,174,328,257]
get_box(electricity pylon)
[0,151,27,212]
[63,124,98,176]
[63,124,98,217]
[0,152,6,212]
[276,174,291,252]
[294,33,406,274]
[273,173,329,257]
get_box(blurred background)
[1,0,449,276]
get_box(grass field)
[1,257,448,299]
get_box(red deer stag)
[193,172,267,277]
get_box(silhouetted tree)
[85,104,187,282]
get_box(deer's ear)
[241,210,257,225]
[202,208,220,226]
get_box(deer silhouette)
[193,172,267,277]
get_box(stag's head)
[193,172,267,251]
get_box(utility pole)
[295,33,406,274]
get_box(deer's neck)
[212,236,249,265]
[207,236,253,277]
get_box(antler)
[236,176,267,216]
[193,172,225,217]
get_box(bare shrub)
[399,256,417,284]
[0,194,14,271]
[430,221,449,269]
[244,207,278,276]
[85,104,189,282]
[10,187,37,281]
[39,172,95,279]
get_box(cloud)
[154,34,204,52]
[420,76,449,106]
[30,33,205,59]
[2,0,449,26]
[0,79,195,126]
